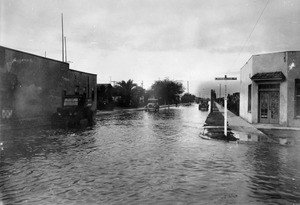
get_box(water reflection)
[245,142,300,204]
[233,130,298,146]
[232,131,274,143]
[0,104,300,204]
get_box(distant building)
[0,46,97,125]
[97,83,114,110]
[240,51,300,127]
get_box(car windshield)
[148,99,158,103]
[64,98,79,106]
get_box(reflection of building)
[240,51,300,127]
[0,46,97,125]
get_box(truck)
[198,99,209,111]
[51,95,95,128]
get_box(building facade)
[240,51,300,127]
[0,46,97,125]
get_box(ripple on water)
[1,105,300,204]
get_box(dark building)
[0,46,97,126]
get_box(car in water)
[51,95,94,128]
[145,98,159,112]
[198,99,209,111]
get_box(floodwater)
[0,104,300,204]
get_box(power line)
[230,0,270,70]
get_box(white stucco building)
[240,51,300,127]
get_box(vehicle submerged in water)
[198,99,209,111]
[145,98,159,112]
[51,95,94,128]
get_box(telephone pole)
[64,36,67,62]
[219,84,221,101]
[61,13,64,62]
[215,75,237,136]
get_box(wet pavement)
[0,104,300,204]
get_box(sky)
[1,0,300,97]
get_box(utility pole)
[64,36,67,62]
[219,84,221,100]
[61,13,64,62]
[215,75,237,136]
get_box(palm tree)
[115,79,137,107]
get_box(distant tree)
[143,89,153,104]
[151,79,184,105]
[181,93,196,103]
[97,84,114,110]
[114,79,137,107]
[228,92,240,116]
[131,86,145,107]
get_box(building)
[97,83,114,110]
[0,46,97,126]
[240,51,300,127]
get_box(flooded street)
[1,104,300,204]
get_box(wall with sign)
[0,46,97,125]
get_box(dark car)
[145,98,159,112]
[198,99,209,111]
[51,95,94,128]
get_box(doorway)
[259,91,279,124]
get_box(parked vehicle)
[145,98,159,112]
[51,95,94,128]
[199,99,209,111]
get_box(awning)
[251,71,286,82]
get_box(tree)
[97,84,114,110]
[181,93,196,103]
[151,79,184,105]
[114,79,137,107]
[131,86,145,107]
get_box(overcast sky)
[1,0,300,96]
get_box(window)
[296,79,300,116]
[258,84,279,90]
[248,84,252,112]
